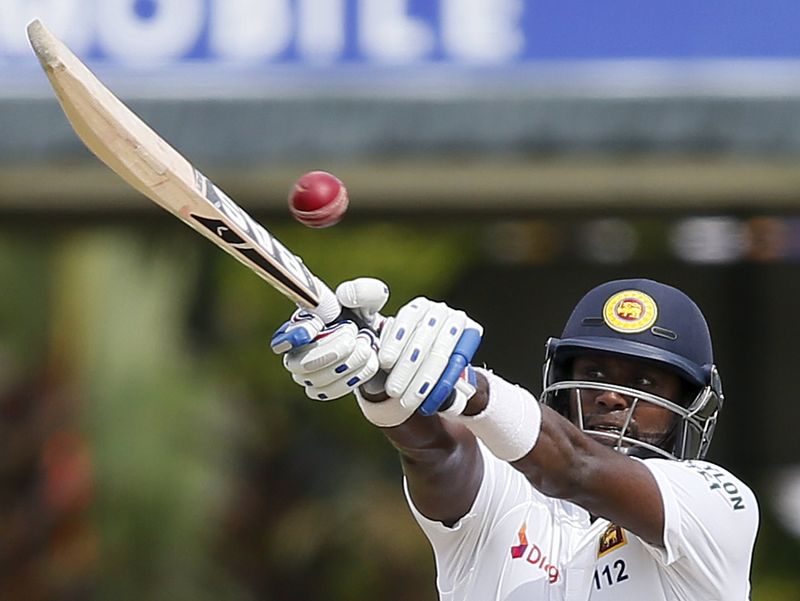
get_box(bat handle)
[337,306,374,330]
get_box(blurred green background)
[2,216,799,600]
[3,3,800,600]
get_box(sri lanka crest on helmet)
[602,290,658,334]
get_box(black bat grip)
[336,307,372,330]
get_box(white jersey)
[405,443,758,601]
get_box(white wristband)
[451,368,542,462]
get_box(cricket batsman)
[273,277,758,599]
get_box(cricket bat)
[25,18,341,324]
[26,19,475,409]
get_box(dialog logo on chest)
[598,523,628,557]
[509,523,561,584]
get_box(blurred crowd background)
[1,1,800,600]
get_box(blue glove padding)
[271,320,311,353]
[270,310,325,355]
[417,327,482,415]
[376,297,484,423]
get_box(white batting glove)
[355,297,483,427]
[284,321,381,400]
[271,278,389,401]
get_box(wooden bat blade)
[26,19,331,314]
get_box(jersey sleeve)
[404,440,577,593]
[640,458,759,592]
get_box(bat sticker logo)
[190,170,319,306]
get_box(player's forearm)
[353,367,486,523]
[379,410,475,486]
[512,408,599,498]
[380,413,484,525]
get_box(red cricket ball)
[288,170,349,228]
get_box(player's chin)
[586,430,635,449]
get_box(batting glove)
[270,278,389,401]
[283,321,381,401]
[356,297,483,427]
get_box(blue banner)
[2,0,800,69]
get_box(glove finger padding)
[378,297,433,370]
[384,301,455,398]
[305,333,380,400]
[283,322,379,401]
[288,327,375,387]
[284,321,358,374]
[394,308,468,410]
[364,296,480,425]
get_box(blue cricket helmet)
[542,279,723,460]
[550,279,714,387]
